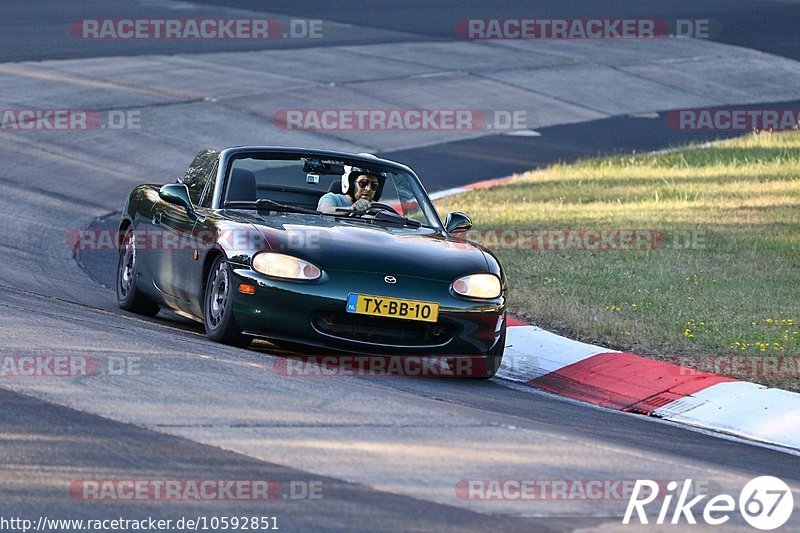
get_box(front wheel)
[481,319,506,378]
[204,256,251,348]
[117,228,160,316]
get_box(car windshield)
[222,154,442,229]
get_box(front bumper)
[230,267,505,355]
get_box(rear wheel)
[117,228,160,316]
[204,255,251,348]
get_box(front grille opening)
[312,312,453,347]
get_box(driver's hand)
[351,198,371,213]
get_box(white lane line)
[502,129,542,136]
[429,187,469,200]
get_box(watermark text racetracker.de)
[456,479,703,501]
[0,355,142,378]
[69,227,308,253]
[460,228,707,252]
[455,18,717,40]
[69,479,322,501]
[273,109,530,132]
[273,355,496,378]
[667,108,800,131]
[0,109,141,131]
[669,355,800,379]
[69,18,323,40]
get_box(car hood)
[225,211,490,281]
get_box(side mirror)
[444,212,472,233]
[159,183,196,216]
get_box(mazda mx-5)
[117,147,506,376]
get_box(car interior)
[225,157,394,211]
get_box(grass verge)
[434,131,800,391]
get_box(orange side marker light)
[238,284,256,295]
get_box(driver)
[317,166,382,214]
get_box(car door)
[186,161,221,318]
[149,150,218,304]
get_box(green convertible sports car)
[117,147,507,376]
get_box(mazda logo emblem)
[384,276,397,284]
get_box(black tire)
[481,319,506,378]
[117,228,160,316]
[204,255,251,348]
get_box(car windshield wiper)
[325,207,422,228]
[256,198,320,214]
[224,199,320,215]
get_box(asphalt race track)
[1,1,799,531]
[4,0,800,62]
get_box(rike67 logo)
[624,477,794,530]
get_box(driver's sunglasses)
[357,179,379,190]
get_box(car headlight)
[252,252,321,280]
[451,273,501,299]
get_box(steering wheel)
[334,202,399,217]
[366,202,399,215]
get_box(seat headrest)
[227,168,257,202]
[327,180,343,194]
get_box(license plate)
[346,293,439,323]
